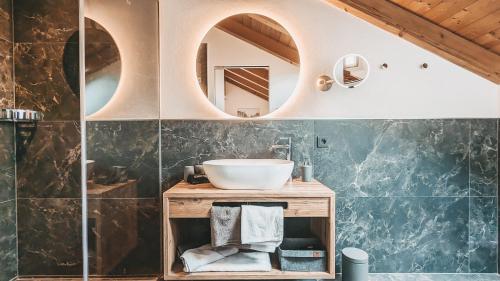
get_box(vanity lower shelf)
[167,262,333,280]
[162,180,336,280]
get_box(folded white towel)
[193,252,272,272]
[180,244,239,273]
[241,205,283,252]
[243,243,280,253]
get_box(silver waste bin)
[341,247,368,281]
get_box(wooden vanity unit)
[162,180,336,280]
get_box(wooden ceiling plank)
[423,0,477,23]
[474,28,500,46]
[492,43,500,54]
[407,0,443,14]
[216,18,300,65]
[279,33,292,48]
[485,40,500,51]
[440,0,500,31]
[455,9,500,39]
[325,0,500,83]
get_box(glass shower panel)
[84,0,160,120]
[83,0,161,279]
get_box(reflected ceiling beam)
[224,68,269,101]
[344,70,362,84]
[216,18,300,65]
[324,0,500,83]
[226,68,269,89]
[243,67,270,81]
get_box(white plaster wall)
[85,0,159,120]
[160,0,500,119]
[203,28,299,113]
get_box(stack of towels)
[180,205,283,273]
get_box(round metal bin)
[341,247,368,281]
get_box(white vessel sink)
[203,159,294,190]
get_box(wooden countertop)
[163,179,334,199]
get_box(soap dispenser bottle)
[301,158,313,182]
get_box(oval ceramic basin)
[203,159,294,190]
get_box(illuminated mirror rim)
[195,13,301,118]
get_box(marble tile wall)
[17,198,82,276]
[0,1,16,280]
[315,119,498,273]
[160,120,314,190]
[0,122,17,281]
[87,121,160,198]
[12,0,82,277]
[157,119,498,274]
[15,121,82,276]
[0,0,13,109]
[13,0,80,121]
[86,121,161,276]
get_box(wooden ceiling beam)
[244,67,270,80]
[216,18,300,65]
[225,76,269,101]
[224,68,269,101]
[325,0,500,83]
[226,68,269,89]
[224,70,269,93]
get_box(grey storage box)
[278,238,327,272]
[342,247,368,281]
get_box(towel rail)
[211,201,288,208]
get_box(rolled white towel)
[180,244,239,273]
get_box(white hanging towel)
[240,205,284,253]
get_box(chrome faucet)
[271,137,292,161]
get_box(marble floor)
[16,277,160,281]
[10,272,500,281]
[360,274,500,281]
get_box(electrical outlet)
[317,136,329,148]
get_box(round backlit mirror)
[196,14,300,118]
[333,54,369,88]
[84,18,121,116]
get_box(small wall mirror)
[196,13,300,118]
[84,17,121,116]
[333,54,369,88]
